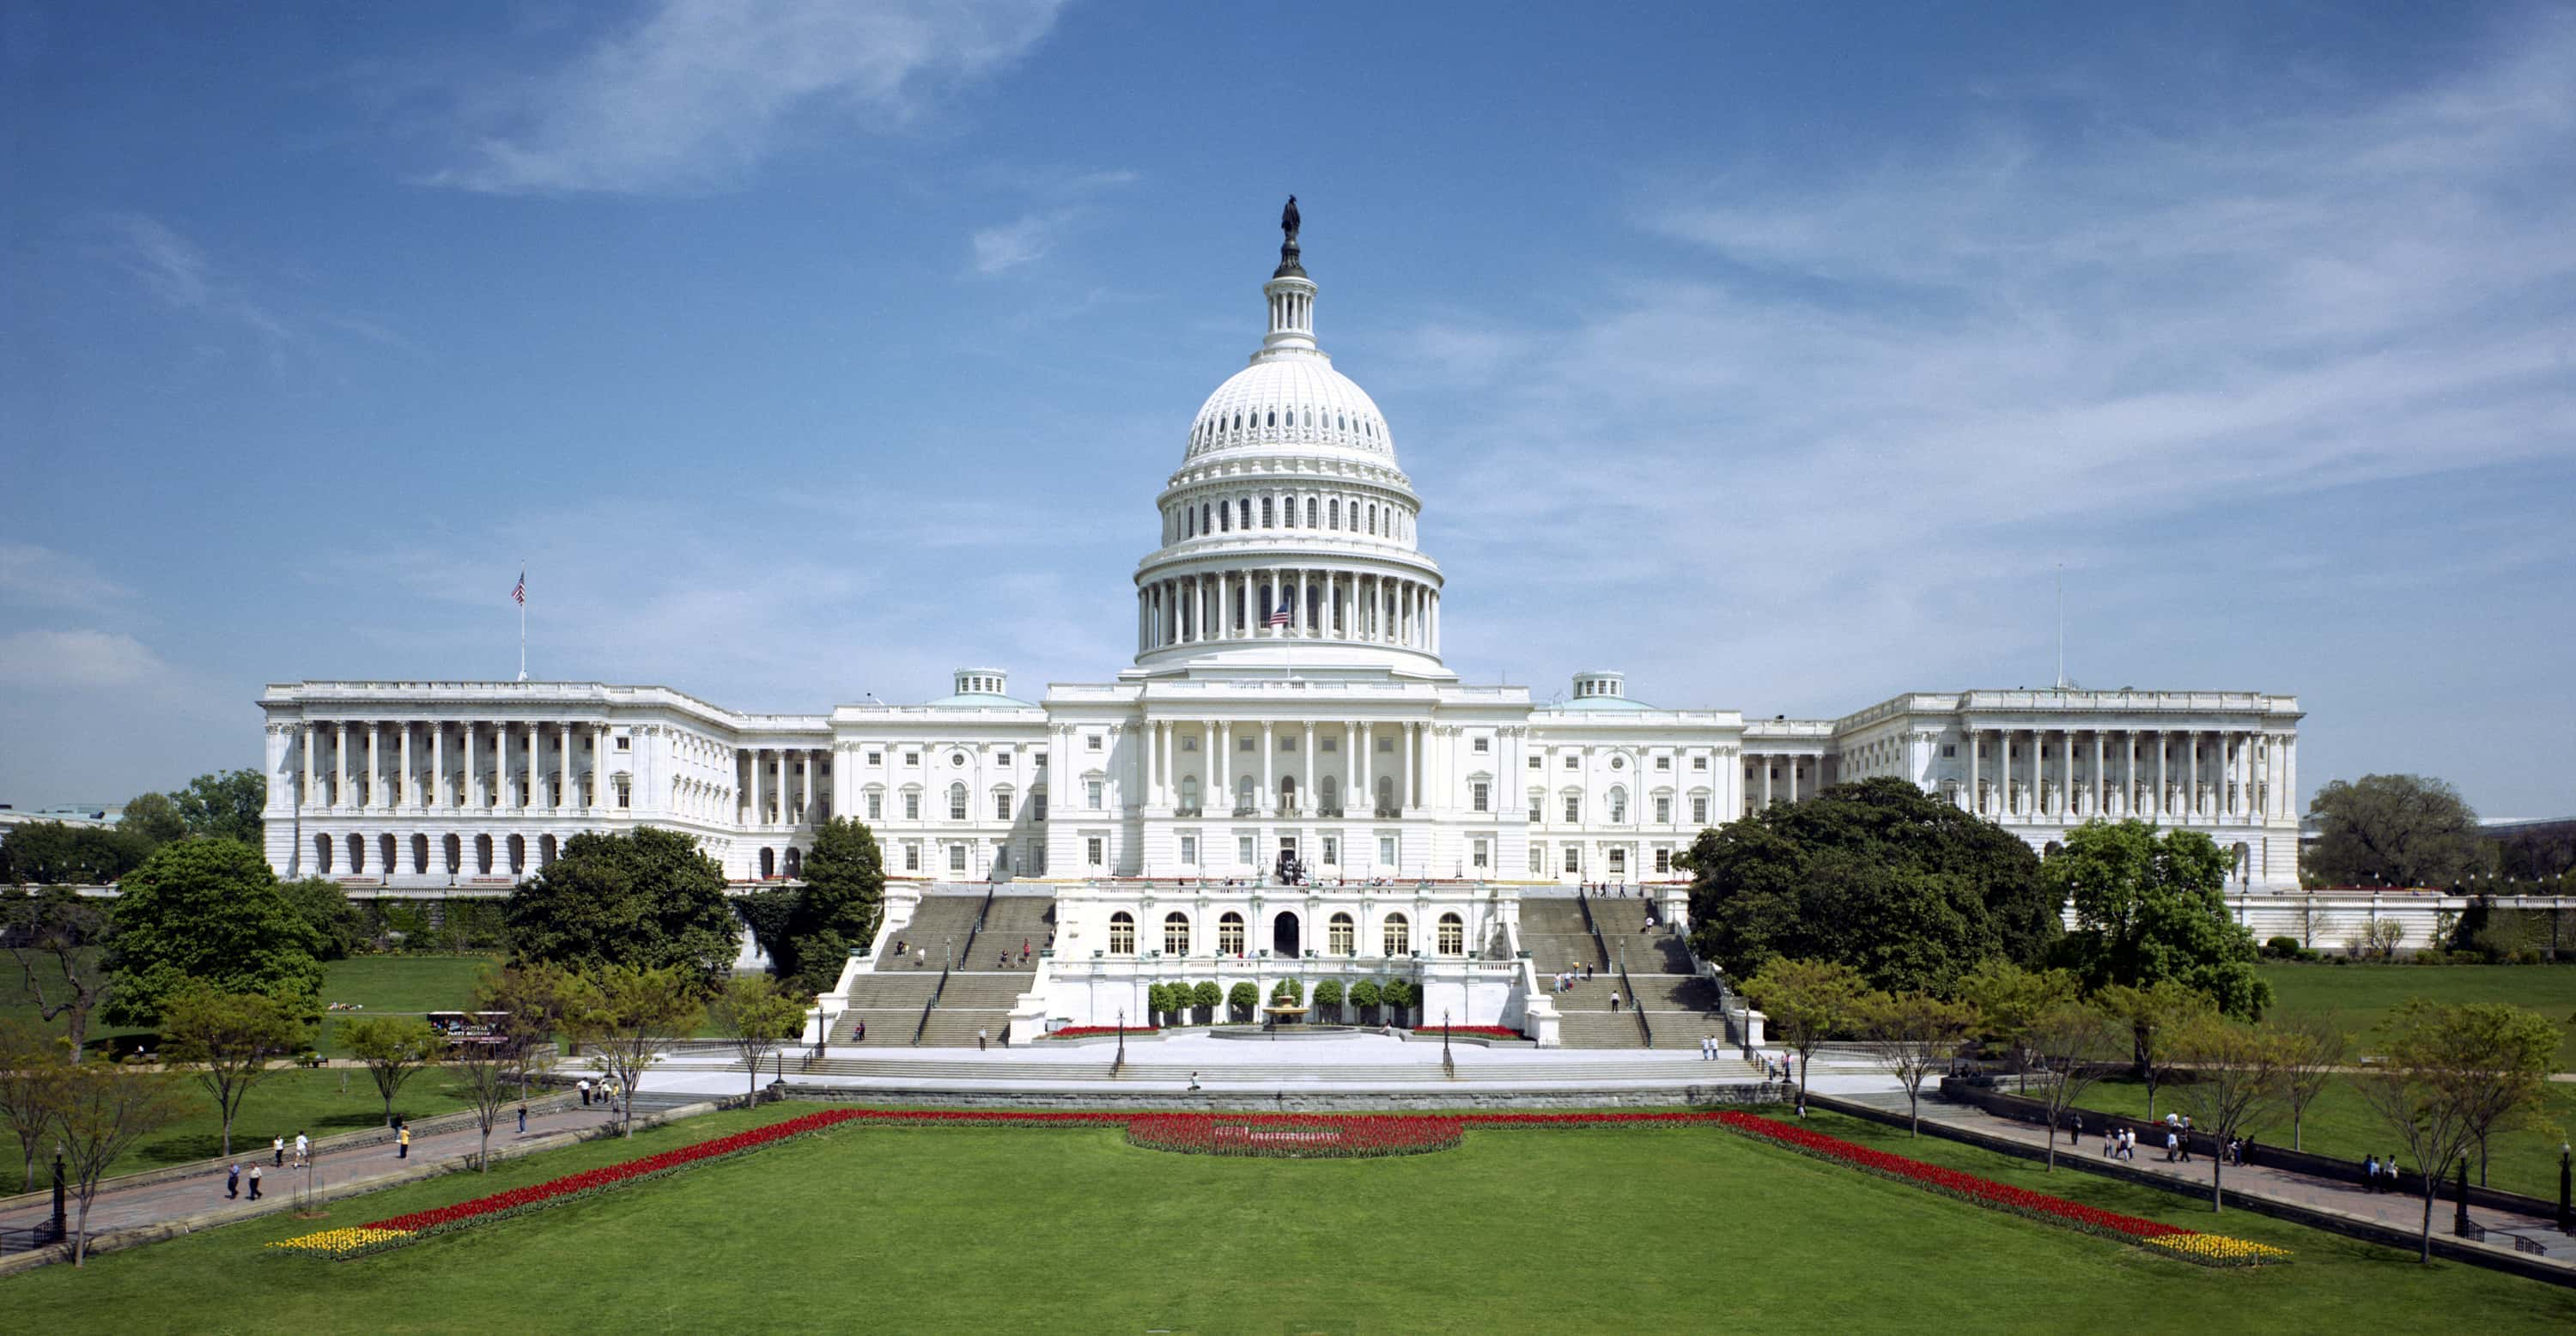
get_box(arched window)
[1319,774,1339,815]
[1202,503,1212,533]
[1262,497,1274,527]
[1239,499,1251,530]
[1281,495,1294,528]
[1328,912,1355,956]
[1383,914,1411,956]
[1219,502,1231,532]
[1279,775,1297,812]
[1608,786,1628,823]
[1218,911,1245,956]
[1163,912,1190,956]
[538,834,556,867]
[1179,775,1200,815]
[759,847,775,878]
[1109,911,1136,955]
[347,834,366,873]
[1236,774,1255,814]
[1266,410,1275,428]
[1438,913,1465,956]
[1368,502,1377,533]
[785,847,803,878]
[377,833,395,872]
[442,833,461,874]
[507,834,526,873]
[949,782,968,821]
[475,833,494,874]
[1376,774,1395,816]
[315,834,333,873]
[1328,498,1340,528]
[410,833,428,873]
[1305,496,1317,526]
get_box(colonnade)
[1134,719,1430,817]
[736,747,830,828]
[296,720,613,813]
[1163,487,1409,544]
[1136,569,1439,654]
[1959,726,2292,824]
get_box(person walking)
[977,1027,989,1052]
[1609,989,1622,1013]
[517,1104,529,1135]
[294,1131,309,1168]
[2164,1129,2178,1163]
[579,1078,592,1107]
[226,1163,241,1199]
[271,1134,284,1168]
[397,1125,412,1159]
[246,1164,262,1200]
[2385,1153,2401,1193]
[2364,1155,2379,1191]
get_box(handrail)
[912,964,949,1047]
[957,883,997,968]
[1618,952,1652,1048]
[1574,887,1609,969]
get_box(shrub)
[1190,981,1222,1023]
[1347,978,1380,1023]
[1311,979,1344,1023]
[2261,936,2306,960]
[1226,981,1258,1023]
[1269,977,1303,1006]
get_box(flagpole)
[517,561,528,682]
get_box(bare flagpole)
[2054,562,2066,690]
[516,563,528,682]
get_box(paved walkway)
[1839,1089,2576,1266]
[0,1099,633,1242]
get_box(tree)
[2168,1016,2288,1212]
[2093,979,2215,1120]
[1957,961,2078,1093]
[276,877,367,961]
[1343,979,1376,1025]
[2274,1014,2348,1151]
[104,838,325,1026]
[1228,981,1260,1023]
[1312,978,1345,1023]
[2025,1001,2125,1173]
[341,1016,438,1126]
[2446,1003,2562,1187]
[505,828,738,984]
[1683,779,2058,995]
[158,983,309,1157]
[2049,820,2269,1019]
[565,963,704,1139]
[1741,957,1867,1110]
[3,886,115,1060]
[1379,978,1415,1027]
[0,1020,61,1191]
[708,974,809,1105]
[115,791,187,848]
[449,1034,520,1174]
[1190,981,1222,1024]
[47,1062,188,1266]
[2303,774,2488,890]
[2354,999,2563,1262]
[1860,990,1978,1135]
[781,817,886,993]
[172,768,268,847]
[0,821,149,886]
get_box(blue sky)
[3,2,2571,817]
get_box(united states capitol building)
[256,211,2304,1034]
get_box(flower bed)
[1710,1111,2287,1268]
[1127,1114,1464,1158]
[1040,1025,1160,1040]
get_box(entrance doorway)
[1272,911,1300,957]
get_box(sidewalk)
[1837,1089,2574,1269]
[0,1097,629,1242]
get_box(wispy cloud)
[0,544,133,610]
[1401,13,2576,712]
[427,0,1068,195]
[0,629,169,689]
[967,165,1137,275]
[96,212,416,367]
[971,210,1071,274]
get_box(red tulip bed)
[1040,1024,1160,1040]
[1409,1025,1525,1040]
[1128,1114,1466,1158]
[1710,1110,2288,1267]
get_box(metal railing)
[1618,951,1653,1048]
[911,963,949,1047]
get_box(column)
[427,724,443,810]
[1216,722,1230,805]
[1965,726,1979,814]
[301,725,317,809]
[1399,721,1414,811]
[800,750,815,824]
[1357,721,1372,805]
[2092,731,2105,817]
[1760,754,1773,809]
[2185,731,2199,823]
[1300,721,1315,811]
[331,722,348,810]
[2152,732,2166,820]
[552,723,568,811]
[1261,721,1276,813]
[774,751,788,825]
[361,724,377,811]
[2059,729,2073,818]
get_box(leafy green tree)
[1741,957,1867,1108]
[115,792,187,848]
[2274,1014,2348,1151]
[1344,979,1378,1024]
[2355,999,2564,1261]
[341,1015,439,1126]
[2048,820,2269,1019]
[707,974,809,1106]
[1269,977,1303,1006]
[2093,979,2215,1120]
[1311,978,1345,1023]
[276,876,367,961]
[2303,774,2488,890]
[1190,981,1222,1023]
[2026,1000,2126,1172]
[780,818,886,993]
[472,963,573,1101]
[3,886,115,1060]
[1958,960,2079,1092]
[1379,978,1416,1026]
[1227,981,1259,1023]
[505,828,738,984]
[1860,990,1979,1135]
[105,839,325,1026]
[1147,982,1176,1023]
[172,768,267,847]
[48,1062,188,1267]
[0,821,149,886]
[2168,1015,2288,1212]
[159,982,310,1157]
[1683,778,2057,995]
[0,1020,62,1191]
[565,963,704,1138]
[733,887,799,977]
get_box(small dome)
[1185,356,1395,465]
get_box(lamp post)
[1115,1009,1127,1072]
[2559,1142,2571,1235]
[1443,1008,1453,1077]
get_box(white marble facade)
[257,227,2304,899]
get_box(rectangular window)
[1241,737,1255,752]
[1471,781,1489,812]
[1182,736,1199,751]
[1085,837,1103,867]
[949,845,967,873]
[1305,497,1317,526]
[1529,794,1543,822]
[903,792,920,820]
[1692,796,1710,824]
[1564,796,1580,823]
[1564,756,1578,769]
[1035,755,1046,768]
[904,843,920,871]
[1563,847,1580,873]
[1655,796,1672,823]
[1528,847,1544,874]
[615,777,630,809]
[867,792,884,821]
[1087,734,1103,751]
[866,751,882,766]
[1655,756,1669,770]
[1473,736,1489,754]
[1087,780,1103,811]
[994,793,1011,820]
[1378,835,1396,865]
[1238,835,1255,865]
[1528,755,1541,769]
[1608,848,1626,874]
[1321,737,1337,752]
[1180,835,1198,865]
[1377,738,1394,753]
[1942,744,1957,757]
[1654,848,1672,874]
[1281,736,1297,751]
[615,736,630,751]
[1472,839,1489,869]
[1033,792,1047,822]
[1322,835,1338,864]
[1692,756,1708,771]
[904,752,920,767]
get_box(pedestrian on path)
[246,1164,262,1200]
[579,1078,592,1107]
[518,1105,528,1135]
[977,1027,989,1051]
[271,1134,284,1167]
[226,1163,240,1199]
[1609,990,1622,1012]
[2364,1155,2379,1191]
[2164,1130,2179,1162]
[2385,1153,2400,1193]
[398,1125,411,1159]
[294,1132,309,1167]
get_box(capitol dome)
[1185,355,1397,465]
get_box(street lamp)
[2559,1141,2571,1235]
[1115,1009,1127,1073]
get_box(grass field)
[2,953,501,1060]
[3,1067,477,1193]
[6,1104,2572,1334]
[2259,963,2576,1069]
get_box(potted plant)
[1311,978,1345,1024]
[1347,979,1381,1026]
[1191,981,1222,1025]
[1227,981,1259,1023]
[1381,978,1414,1028]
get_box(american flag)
[1267,593,1292,628]
[512,569,526,605]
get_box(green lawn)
[4,1067,477,1193]
[2260,963,2576,1069]
[7,1104,2573,1334]
[2,952,501,1060]
[2081,1074,2576,1200]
